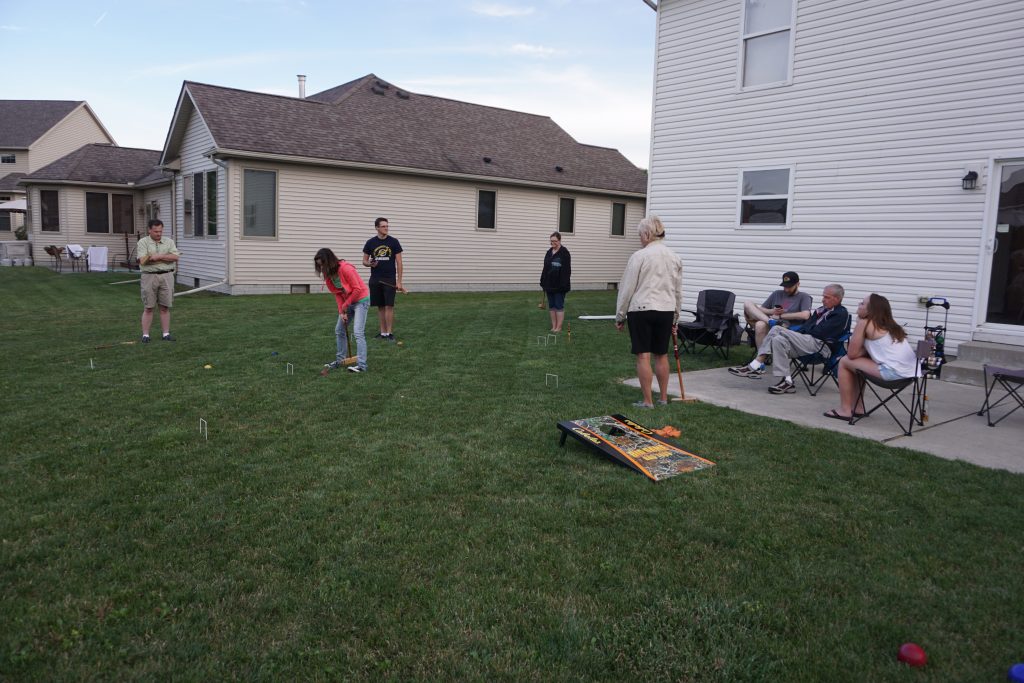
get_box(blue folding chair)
[790,323,852,397]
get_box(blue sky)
[2,1,657,167]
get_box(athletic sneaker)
[656,399,670,406]
[324,360,342,370]
[162,334,175,342]
[728,364,765,378]
[632,400,654,408]
[384,335,396,343]
[374,333,385,339]
[768,379,796,394]
[347,366,366,373]
[141,335,150,343]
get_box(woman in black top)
[540,232,571,332]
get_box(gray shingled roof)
[0,172,26,192]
[180,75,646,195]
[0,100,82,148]
[22,144,167,186]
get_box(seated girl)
[825,293,918,420]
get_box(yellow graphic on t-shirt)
[372,246,393,262]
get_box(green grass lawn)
[1,267,1021,681]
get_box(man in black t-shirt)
[362,217,404,342]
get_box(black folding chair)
[677,289,742,359]
[977,364,1024,427]
[850,340,932,436]
[790,328,852,396]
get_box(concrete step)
[955,341,1024,366]
[941,359,986,387]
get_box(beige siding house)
[20,144,173,268]
[0,100,115,237]
[160,75,648,294]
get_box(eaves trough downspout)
[205,152,232,293]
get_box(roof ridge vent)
[395,90,410,100]
[371,85,386,95]
[375,80,390,89]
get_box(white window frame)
[557,196,576,235]
[241,167,278,240]
[736,165,794,230]
[610,201,626,238]
[737,0,797,91]
[1,153,15,164]
[476,188,497,231]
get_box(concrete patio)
[626,368,1023,474]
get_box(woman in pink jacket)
[314,248,370,373]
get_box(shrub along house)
[159,74,648,294]
[645,0,1024,376]
[20,144,172,268]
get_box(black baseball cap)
[780,271,800,287]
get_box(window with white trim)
[558,197,575,234]
[243,169,277,237]
[739,168,791,227]
[40,190,60,232]
[611,202,626,236]
[86,192,134,233]
[740,0,794,88]
[477,189,496,230]
[1,154,15,164]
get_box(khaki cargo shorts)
[141,271,174,309]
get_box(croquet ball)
[1008,663,1024,683]
[397,341,404,346]
[271,351,279,356]
[897,643,927,667]
[203,364,212,369]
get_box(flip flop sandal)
[823,409,854,421]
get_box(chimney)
[297,74,306,99]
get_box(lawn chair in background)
[977,364,1024,427]
[790,327,852,396]
[850,339,932,436]
[43,245,63,272]
[677,289,742,359]
[65,244,86,272]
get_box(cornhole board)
[557,414,715,481]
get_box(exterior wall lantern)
[961,171,978,190]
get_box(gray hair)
[825,283,845,300]
[637,215,666,241]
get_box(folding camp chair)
[977,364,1024,427]
[677,289,742,359]
[65,245,86,272]
[790,328,852,396]
[850,340,932,436]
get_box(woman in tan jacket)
[615,216,684,408]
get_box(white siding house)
[160,76,648,294]
[648,0,1024,354]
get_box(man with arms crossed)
[137,219,180,342]
[362,217,404,342]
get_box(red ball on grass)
[897,642,927,667]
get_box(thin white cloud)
[1,25,26,31]
[470,3,535,18]
[94,11,108,27]
[509,43,558,58]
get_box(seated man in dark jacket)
[729,283,850,394]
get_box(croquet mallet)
[671,327,698,403]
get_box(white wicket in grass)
[286,363,294,375]
[90,358,94,369]
[199,418,208,440]
[548,334,557,345]
[537,336,549,346]
[545,373,559,388]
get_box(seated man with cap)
[729,283,850,394]
[739,270,813,350]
